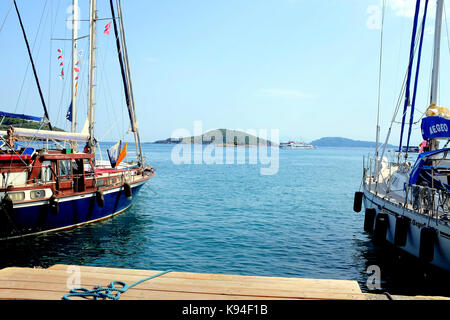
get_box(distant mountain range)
[310,137,397,149]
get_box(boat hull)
[0,180,148,240]
[362,186,450,272]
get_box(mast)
[115,0,144,166]
[406,0,429,154]
[13,0,53,130]
[87,0,97,154]
[430,0,444,106]
[71,0,79,150]
[398,0,421,154]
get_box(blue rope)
[62,270,172,300]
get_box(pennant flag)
[57,49,64,79]
[104,21,112,35]
[107,141,121,168]
[66,102,73,122]
[116,143,127,168]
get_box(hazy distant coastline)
[149,131,396,149]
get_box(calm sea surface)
[2,144,450,297]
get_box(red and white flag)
[57,49,64,79]
[104,21,112,35]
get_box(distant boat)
[279,141,316,150]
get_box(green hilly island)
[153,129,276,146]
[152,131,397,149]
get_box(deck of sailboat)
[364,173,447,218]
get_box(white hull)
[362,185,450,272]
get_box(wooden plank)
[0,279,366,300]
[1,267,362,294]
[46,265,362,292]
[0,288,295,301]
[0,266,367,300]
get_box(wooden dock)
[0,264,448,300]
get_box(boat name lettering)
[430,123,448,135]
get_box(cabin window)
[109,178,115,185]
[97,179,105,187]
[31,190,46,199]
[72,159,84,175]
[58,160,72,179]
[84,159,94,177]
[40,161,53,182]
[9,192,25,201]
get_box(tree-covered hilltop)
[153,129,277,146]
[0,117,64,132]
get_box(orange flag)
[116,143,127,167]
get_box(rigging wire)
[0,0,13,36]
[13,0,49,115]
[379,5,426,164]
[47,0,62,119]
[375,0,386,158]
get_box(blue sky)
[0,0,449,146]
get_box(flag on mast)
[107,141,121,168]
[116,143,127,167]
[66,102,72,122]
[104,21,112,35]
[57,48,64,79]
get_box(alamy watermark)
[170,121,280,176]
[66,265,81,290]
[366,265,381,291]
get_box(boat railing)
[404,184,441,218]
[364,155,450,219]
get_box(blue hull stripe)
[1,182,145,240]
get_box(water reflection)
[355,233,450,297]
[0,208,153,270]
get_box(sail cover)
[0,128,89,142]
[421,116,450,140]
[409,148,450,185]
[0,111,42,122]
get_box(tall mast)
[13,0,53,130]
[88,0,97,154]
[71,0,79,150]
[430,0,444,105]
[116,0,144,166]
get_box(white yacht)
[355,0,450,272]
[279,141,315,150]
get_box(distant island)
[153,129,276,146]
[310,137,397,149]
[151,133,399,149]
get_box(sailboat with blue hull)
[356,0,450,272]
[0,0,154,240]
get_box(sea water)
[1,144,450,297]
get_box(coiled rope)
[62,270,172,300]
